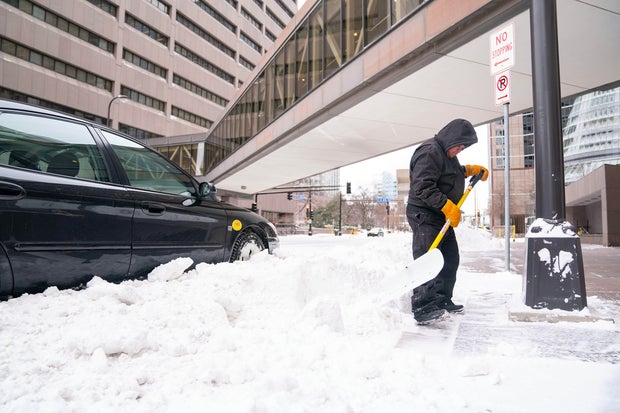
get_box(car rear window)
[0,112,110,182]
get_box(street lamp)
[106,94,127,127]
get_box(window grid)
[85,0,117,17]
[240,32,262,54]
[119,123,161,140]
[176,12,235,59]
[194,0,237,34]
[241,7,263,31]
[123,49,167,79]
[171,106,213,129]
[120,85,166,113]
[174,43,235,85]
[3,0,115,54]
[173,74,229,107]
[125,13,169,46]
[0,86,106,124]
[266,7,285,29]
[146,0,170,15]
[239,55,256,71]
[0,37,113,92]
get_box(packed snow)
[1,226,618,412]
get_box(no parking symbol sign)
[495,70,510,105]
[490,22,514,106]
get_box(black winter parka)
[407,119,478,216]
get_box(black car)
[0,99,278,298]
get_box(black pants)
[406,204,460,311]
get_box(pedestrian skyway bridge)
[203,0,619,195]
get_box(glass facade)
[204,0,426,174]
[563,87,620,183]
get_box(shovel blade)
[372,248,444,304]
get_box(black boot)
[413,301,447,324]
[439,298,464,313]
[412,284,446,323]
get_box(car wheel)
[230,230,266,262]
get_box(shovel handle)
[428,170,485,251]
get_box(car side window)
[0,112,110,182]
[101,130,196,196]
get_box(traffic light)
[287,192,293,200]
[251,203,257,212]
[310,210,314,220]
[346,182,351,194]
[305,206,310,219]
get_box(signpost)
[490,22,515,272]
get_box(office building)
[1,0,297,175]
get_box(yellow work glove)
[464,164,489,181]
[441,199,461,228]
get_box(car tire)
[230,230,266,262]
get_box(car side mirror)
[198,182,216,198]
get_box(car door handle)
[0,181,26,200]
[141,202,166,215]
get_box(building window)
[240,31,262,54]
[0,87,106,124]
[522,113,535,168]
[4,0,115,53]
[146,0,170,15]
[171,106,213,129]
[176,12,235,59]
[0,37,113,91]
[123,49,167,78]
[174,43,235,85]
[172,74,228,107]
[224,0,238,9]
[125,13,169,46]
[239,55,256,71]
[265,29,277,42]
[85,0,117,16]
[241,7,263,31]
[391,0,424,25]
[118,123,160,140]
[274,0,294,18]
[266,7,285,29]
[120,86,165,112]
[194,0,236,34]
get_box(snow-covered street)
[1,227,618,412]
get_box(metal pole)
[523,0,586,311]
[308,190,313,236]
[530,0,566,219]
[504,102,510,271]
[338,192,342,235]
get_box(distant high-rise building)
[379,171,398,200]
[563,87,620,183]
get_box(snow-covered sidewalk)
[1,227,618,412]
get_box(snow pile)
[0,226,618,412]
